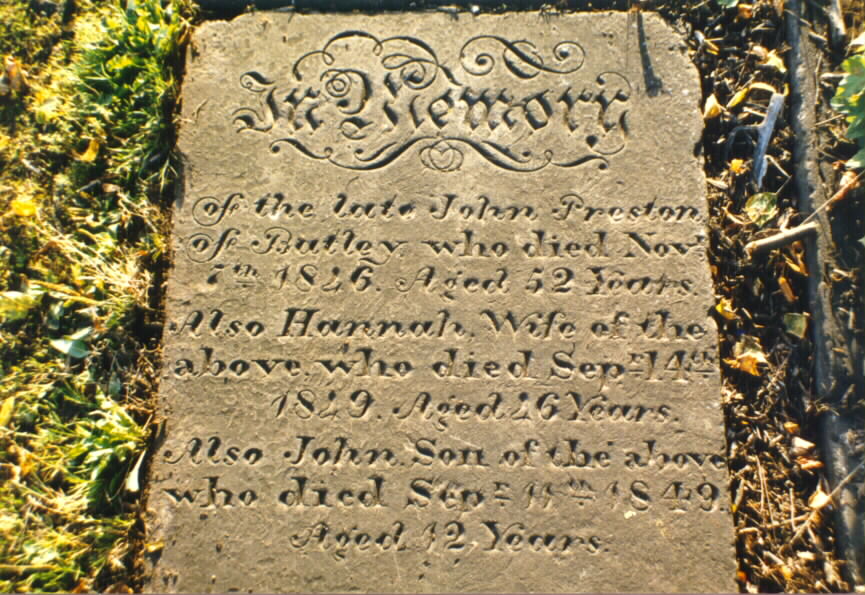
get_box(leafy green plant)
[832,32,865,170]
[0,0,193,591]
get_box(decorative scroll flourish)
[232,31,629,173]
[270,136,610,172]
[459,36,585,79]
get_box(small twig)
[745,221,819,257]
[738,512,811,533]
[825,460,865,504]
[766,154,790,179]
[780,461,865,553]
[801,170,864,226]
[752,93,785,189]
[756,456,768,518]
[789,484,797,532]
[732,477,745,513]
[815,114,844,127]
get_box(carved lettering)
[151,13,734,592]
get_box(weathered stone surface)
[145,12,735,592]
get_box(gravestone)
[145,11,736,592]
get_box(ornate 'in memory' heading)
[232,32,632,172]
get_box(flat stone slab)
[145,11,735,592]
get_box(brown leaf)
[778,275,795,302]
[798,456,824,471]
[716,297,738,320]
[789,241,809,276]
[808,486,831,510]
[762,49,787,73]
[791,436,815,456]
[725,336,769,376]
[704,94,723,119]
[726,81,779,109]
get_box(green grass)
[0,0,192,590]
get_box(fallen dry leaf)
[727,87,749,110]
[788,241,809,276]
[76,138,100,162]
[762,49,787,73]
[716,297,738,320]
[798,457,824,471]
[725,336,769,376]
[727,81,778,109]
[744,192,779,227]
[9,197,37,217]
[778,275,795,302]
[783,421,800,434]
[783,312,808,338]
[791,436,815,456]
[808,486,831,510]
[704,93,723,119]
[783,253,805,275]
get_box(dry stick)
[752,93,786,190]
[825,459,865,508]
[790,484,797,532]
[746,221,819,257]
[800,170,865,226]
[745,171,864,257]
[780,460,865,554]
[738,512,811,533]
[756,456,774,526]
